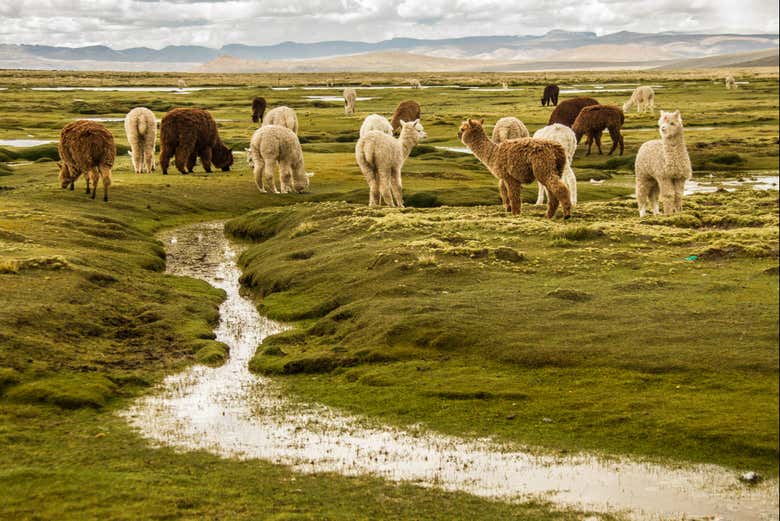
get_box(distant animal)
[623,86,655,114]
[263,106,299,134]
[409,79,422,89]
[355,119,427,207]
[725,74,737,90]
[541,84,560,106]
[57,120,115,202]
[572,104,625,156]
[159,108,233,175]
[491,117,529,143]
[124,107,156,174]
[343,88,357,116]
[359,114,393,138]
[548,96,599,127]
[635,110,692,217]
[249,125,311,194]
[458,118,571,219]
[533,124,578,206]
[390,100,421,133]
[177,79,187,89]
[501,82,509,90]
[251,96,267,123]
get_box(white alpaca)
[635,110,692,217]
[355,119,426,207]
[501,81,509,90]
[124,107,156,173]
[533,124,578,206]
[343,88,357,116]
[491,117,529,144]
[177,79,187,89]
[408,79,422,89]
[623,86,655,114]
[359,114,393,138]
[249,125,311,194]
[725,74,737,90]
[263,106,299,134]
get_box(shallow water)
[121,221,778,521]
[434,146,473,154]
[303,95,375,102]
[0,139,55,147]
[29,86,237,92]
[685,175,779,195]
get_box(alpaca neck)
[398,129,419,160]
[662,131,687,155]
[465,129,497,166]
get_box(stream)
[121,221,779,521]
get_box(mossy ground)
[0,69,777,519]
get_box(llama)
[57,120,115,202]
[159,108,233,175]
[491,117,529,143]
[124,107,156,174]
[541,84,560,106]
[725,74,737,90]
[409,79,422,89]
[359,114,393,138]
[355,119,426,207]
[623,86,655,114]
[251,96,267,123]
[533,124,578,206]
[548,96,599,127]
[263,106,299,134]
[249,125,311,194]
[343,88,357,116]
[572,104,625,156]
[458,119,571,219]
[390,100,421,133]
[635,110,692,217]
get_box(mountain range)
[0,30,777,72]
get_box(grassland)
[0,70,777,519]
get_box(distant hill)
[1,30,777,71]
[657,48,779,69]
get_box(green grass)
[0,69,778,519]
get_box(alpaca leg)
[502,177,522,215]
[89,169,98,200]
[607,128,620,155]
[585,136,593,156]
[84,176,90,194]
[658,178,676,215]
[253,155,266,192]
[159,146,172,175]
[279,165,292,193]
[200,147,213,173]
[535,181,547,206]
[542,176,571,219]
[367,176,381,206]
[100,166,111,202]
[499,180,511,211]
[563,165,577,206]
[131,146,142,174]
[174,144,192,175]
[636,177,652,217]
[379,172,395,207]
[595,132,604,155]
[673,178,686,212]
[264,158,279,193]
[186,151,197,173]
[145,140,156,172]
[390,166,404,208]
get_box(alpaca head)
[400,119,427,141]
[622,100,632,112]
[457,119,485,143]
[292,168,312,194]
[58,161,75,189]
[658,110,683,139]
[212,142,234,172]
[244,148,253,167]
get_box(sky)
[0,0,777,49]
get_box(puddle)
[29,86,238,92]
[624,126,716,132]
[0,139,55,147]
[272,85,462,91]
[467,88,524,92]
[121,221,779,521]
[303,95,375,102]
[435,146,473,154]
[685,175,779,195]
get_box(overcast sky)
[0,0,777,49]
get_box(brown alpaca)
[159,108,233,175]
[541,84,559,106]
[57,120,115,202]
[548,96,599,127]
[572,104,625,156]
[251,96,267,123]
[458,119,571,219]
[390,100,421,133]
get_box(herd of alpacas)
[55,79,713,217]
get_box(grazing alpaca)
[159,108,233,175]
[501,81,509,90]
[177,79,187,89]
[343,87,357,116]
[458,119,571,219]
[57,120,115,202]
[572,104,625,156]
[390,100,421,133]
[124,107,156,173]
[251,96,267,123]
[359,114,393,138]
[548,96,599,127]
[635,110,692,217]
[249,125,311,194]
[533,124,578,207]
[541,84,560,106]
[263,106,299,134]
[355,119,426,207]
[725,74,737,90]
[623,86,655,114]
[491,117,529,143]
[409,79,422,89]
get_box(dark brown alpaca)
[458,119,571,219]
[251,96,267,123]
[541,84,559,106]
[391,100,421,133]
[548,96,599,127]
[57,120,115,202]
[159,108,233,175]
[572,104,625,156]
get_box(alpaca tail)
[136,115,147,137]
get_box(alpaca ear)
[305,172,315,178]
[479,119,484,125]
[412,119,420,125]
[400,119,407,125]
